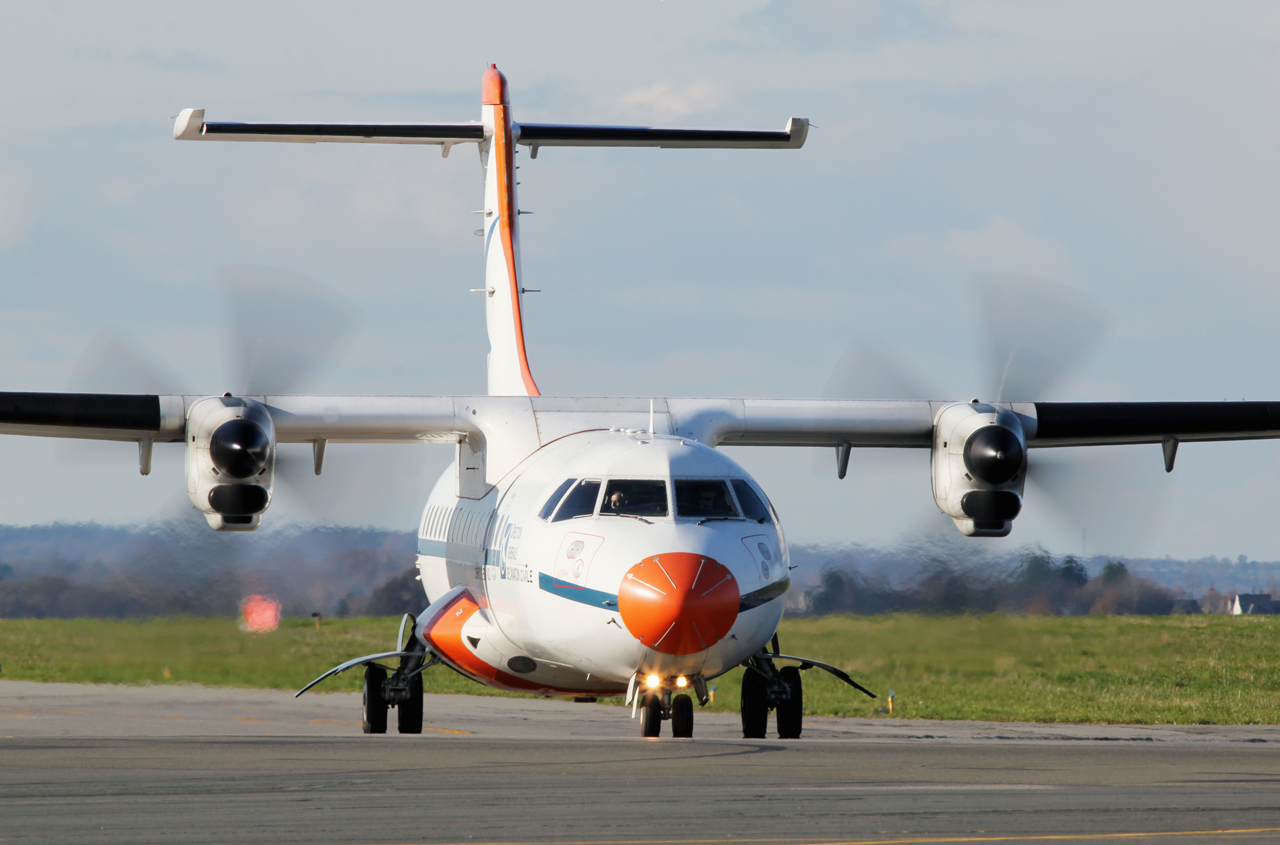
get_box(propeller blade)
[824,339,938,401]
[218,266,360,396]
[970,273,1112,402]
[1024,445,1175,553]
[66,330,185,395]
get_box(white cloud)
[884,216,1072,279]
[605,79,726,123]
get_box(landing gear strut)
[357,613,437,735]
[739,639,877,740]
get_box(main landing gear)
[740,654,802,739]
[363,615,435,735]
[296,610,441,734]
[740,637,878,740]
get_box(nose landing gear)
[636,681,701,737]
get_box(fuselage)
[415,429,789,696]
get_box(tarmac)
[2,680,1278,844]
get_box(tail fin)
[477,64,808,397]
[175,66,808,398]
[480,66,540,397]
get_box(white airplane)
[5,65,1280,739]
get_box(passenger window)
[732,479,772,523]
[539,478,578,521]
[551,480,600,521]
[675,480,738,518]
[601,480,669,518]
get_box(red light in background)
[240,594,282,632]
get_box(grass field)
[1,614,1277,724]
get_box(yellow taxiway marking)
[381,830,1280,845]
[234,717,268,722]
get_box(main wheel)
[397,672,423,734]
[362,664,388,734]
[671,693,694,738]
[740,667,768,739]
[776,665,803,739]
[639,693,663,738]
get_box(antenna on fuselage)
[649,399,655,436]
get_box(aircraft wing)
[5,394,1280,449]
[173,109,484,147]
[0,393,478,444]
[515,118,809,153]
[665,398,1280,449]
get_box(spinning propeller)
[825,273,1170,546]
[64,266,361,526]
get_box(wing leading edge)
[4,394,1280,449]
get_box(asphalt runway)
[2,681,1279,845]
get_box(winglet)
[784,117,810,149]
[174,108,205,141]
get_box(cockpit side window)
[601,479,669,517]
[674,480,739,518]
[551,479,601,522]
[538,478,578,521]
[731,479,772,524]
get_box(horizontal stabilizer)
[174,109,484,146]
[517,117,808,154]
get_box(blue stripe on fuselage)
[537,572,618,610]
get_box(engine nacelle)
[932,402,1028,537]
[185,395,276,531]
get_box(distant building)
[1230,594,1275,615]
[1170,598,1201,615]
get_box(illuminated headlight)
[675,676,688,688]
[646,674,660,689]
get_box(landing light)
[646,674,660,689]
[675,676,688,688]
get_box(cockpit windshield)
[551,479,600,521]
[731,478,772,523]
[674,480,739,518]
[601,480,668,517]
[539,478,577,520]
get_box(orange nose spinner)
[617,553,738,655]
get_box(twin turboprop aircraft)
[6,65,1280,739]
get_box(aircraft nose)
[617,553,739,655]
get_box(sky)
[2,1,1280,560]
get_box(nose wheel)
[640,693,663,737]
[671,694,694,737]
[638,691,697,738]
